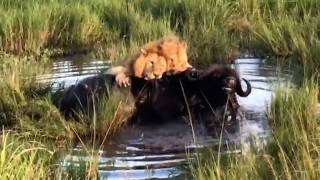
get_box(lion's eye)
[150,61,154,64]
[170,58,174,62]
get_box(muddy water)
[46,56,292,179]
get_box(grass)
[190,79,320,180]
[0,129,103,179]
[0,55,133,140]
[0,131,53,179]
[0,54,133,138]
[0,55,134,179]
[0,0,319,71]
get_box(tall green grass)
[190,80,320,179]
[0,0,319,72]
[0,55,135,178]
[0,55,133,140]
[0,0,103,55]
[0,131,53,179]
[0,130,103,179]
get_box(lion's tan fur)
[109,36,191,87]
[108,51,167,86]
[142,36,191,74]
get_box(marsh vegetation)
[0,0,319,179]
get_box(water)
[45,55,292,179]
[37,55,111,90]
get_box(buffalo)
[58,65,252,135]
[59,74,116,120]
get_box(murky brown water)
[44,55,292,179]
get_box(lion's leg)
[106,66,131,87]
[115,72,131,87]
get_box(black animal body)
[193,65,251,134]
[59,74,116,119]
[58,64,252,131]
[196,65,251,119]
[128,68,200,124]
[58,73,164,122]
[128,65,252,127]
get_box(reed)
[0,131,53,179]
[0,130,103,179]
[0,55,135,178]
[0,0,319,72]
[0,55,133,140]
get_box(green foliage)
[0,55,135,178]
[0,0,319,71]
[0,131,54,179]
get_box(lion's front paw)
[116,73,131,87]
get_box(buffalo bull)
[58,64,252,134]
[129,65,251,127]
[193,65,251,135]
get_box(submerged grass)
[190,80,320,179]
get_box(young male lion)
[143,36,191,75]
[109,49,167,87]
[109,36,191,87]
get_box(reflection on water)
[47,55,292,179]
[236,59,292,141]
[38,55,110,90]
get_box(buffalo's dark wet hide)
[128,65,252,125]
[58,65,252,128]
[128,69,200,124]
[59,74,116,120]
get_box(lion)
[109,36,191,87]
[143,36,191,75]
[108,49,167,87]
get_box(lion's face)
[133,36,192,80]
[133,51,167,80]
[143,55,167,80]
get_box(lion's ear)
[133,54,147,78]
[157,44,163,51]
[140,48,147,55]
[180,41,187,49]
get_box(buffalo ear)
[133,53,147,78]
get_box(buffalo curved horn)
[236,78,252,97]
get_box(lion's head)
[143,36,192,75]
[133,49,167,80]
